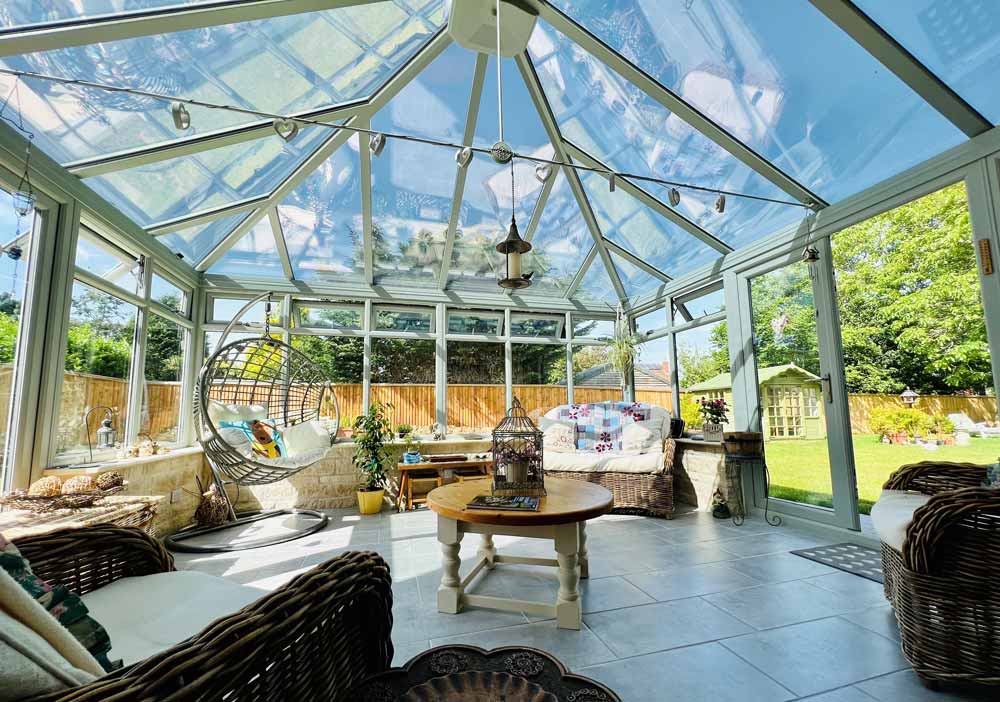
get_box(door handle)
[820,374,833,403]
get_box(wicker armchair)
[879,461,1000,688]
[12,525,393,702]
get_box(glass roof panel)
[84,125,329,227]
[854,0,1000,124]
[0,3,199,28]
[611,250,667,300]
[547,0,967,203]
[158,212,248,263]
[574,252,619,307]
[524,171,592,294]
[207,215,285,278]
[450,56,555,287]
[0,1,442,163]
[527,19,806,249]
[370,43,477,284]
[580,171,719,277]
[278,135,364,283]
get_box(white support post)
[268,208,295,281]
[363,299,372,410]
[435,303,448,431]
[504,308,513,409]
[565,311,574,404]
[181,284,205,448]
[124,256,153,449]
[359,116,374,286]
[724,269,756,433]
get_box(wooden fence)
[846,393,998,433]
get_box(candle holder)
[491,397,545,497]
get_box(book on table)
[466,495,540,511]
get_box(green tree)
[676,343,725,386]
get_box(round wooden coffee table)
[427,477,613,630]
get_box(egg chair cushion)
[279,420,332,457]
[208,400,270,424]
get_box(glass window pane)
[447,341,504,433]
[150,273,187,316]
[0,2,200,28]
[142,312,185,443]
[571,318,614,340]
[634,307,668,336]
[636,336,674,410]
[0,2,442,163]
[571,344,620,404]
[370,337,435,429]
[291,335,363,433]
[547,0,966,205]
[674,286,726,322]
[159,213,248,264]
[510,314,562,338]
[75,229,140,294]
[676,321,731,430]
[279,135,364,282]
[448,312,503,335]
[528,19,808,249]
[512,343,568,418]
[54,282,136,464]
[296,304,363,330]
[375,307,433,332]
[855,0,1000,125]
[204,330,263,356]
[523,172,594,295]
[574,255,620,306]
[209,296,270,324]
[612,253,668,301]
[208,216,286,279]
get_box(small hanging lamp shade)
[492,397,545,496]
[900,387,919,407]
[496,217,532,289]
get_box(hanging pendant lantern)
[496,215,532,289]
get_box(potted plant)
[606,306,639,399]
[402,432,422,465]
[396,423,412,439]
[698,398,728,442]
[352,400,393,515]
[929,414,955,445]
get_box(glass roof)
[2,0,996,310]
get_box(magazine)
[466,495,540,511]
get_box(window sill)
[45,445,203,475]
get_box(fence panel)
[370,384,435,429]
[848,393,998,433]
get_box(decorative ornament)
[429,649,470,675]
[489,140,513,164]
[5,246,22,261]
[568,689,611,701]
[28,476,62,497]
[61,475,98,494]
[193,478,230,527]
[504,651,545,678]
[492,398,545,496]
[711,488,731,520]
[170,101,191,130]
[770,313,790,339]
[272,117,299,142]
[95,471,124,491]
[534,163,553,183]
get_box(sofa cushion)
[548,402,654,451]
[279,419,332,457]
[870,489,933,552]
[621,419,662,454]
[539,418,576,453]
[545,450,665,474]
[80,571,264,667]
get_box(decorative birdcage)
[492,397,545,496]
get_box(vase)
[703,423,724,442]
[403,451,422,464]
[357,488,384,515]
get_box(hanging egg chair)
[166,292,339,553]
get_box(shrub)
[929,414,955,435]
[868,407,934,436]
[868,407,896,437]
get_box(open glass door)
[741,247,859,529]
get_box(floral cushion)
[554,402,651,452]
[0,534,120,673]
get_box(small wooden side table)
[396,457,493,512]
[0,495,162,540]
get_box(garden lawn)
[765,434,1000,514]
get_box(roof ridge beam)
[66,99,366,178]
[526,0,827,208]
[438,52,489,290]
[516,51,627,305]
[603,239,672,283]
[0,0,384,57]
[147,194,271,235]
[564,140,734,255]
[808,0,991,138]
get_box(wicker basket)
[0,484,126,513]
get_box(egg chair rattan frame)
[166,293,337,553]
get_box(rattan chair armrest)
[882,461,987,494]
[662,438,676,473]
[901,486,1000,574]
[12,525,173,595]
[28,550,394,702]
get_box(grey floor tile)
[625,562,761,601]
[704,580,864,630]
[798,688,878,702]
[580,642,794,702]
[580,576,656,613]
[721,618,908,697]
[726,552,840,583]
[430,620,616,670]
[583,598,751,658]
[857,670,996,701]
[716,532,830,558]
[391,639,430,667]
[807,572,888,608]
[839,606,900,642]
[392,606,529,643]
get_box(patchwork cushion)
[553,402,651,452]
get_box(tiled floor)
[176,508,994,702]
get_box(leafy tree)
[676,343,725,386]
[0,312,18,364]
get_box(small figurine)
[711,488,731,519]
[429,422,446,441]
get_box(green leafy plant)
[606,308,638,390]
[698,397,729,424]
[929,414,955,437]
[396,423,413,437]
[402,432,421,456]
[352,401,393,492]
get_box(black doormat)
[790,542,883,583]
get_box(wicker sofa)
[541,402,675,518]
[871,461,1000,688]
[10,525,393,702]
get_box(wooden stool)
[407,469,442,511]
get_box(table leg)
[578,521,589,580]
[397,472,407,513]
[478,533,496,569]
[554,522,581,630]
[437,516,464,614]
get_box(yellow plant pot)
[357,489,385,515]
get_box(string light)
[369,132,386,157]
[455,146,473,168]
[715,193,726,214]
[170,101,190,130]
[668,188,681,207]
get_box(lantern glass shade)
[491,397,545,496]
[96,417,117,449]
[496,217,532,290]
[900,387,919,406]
